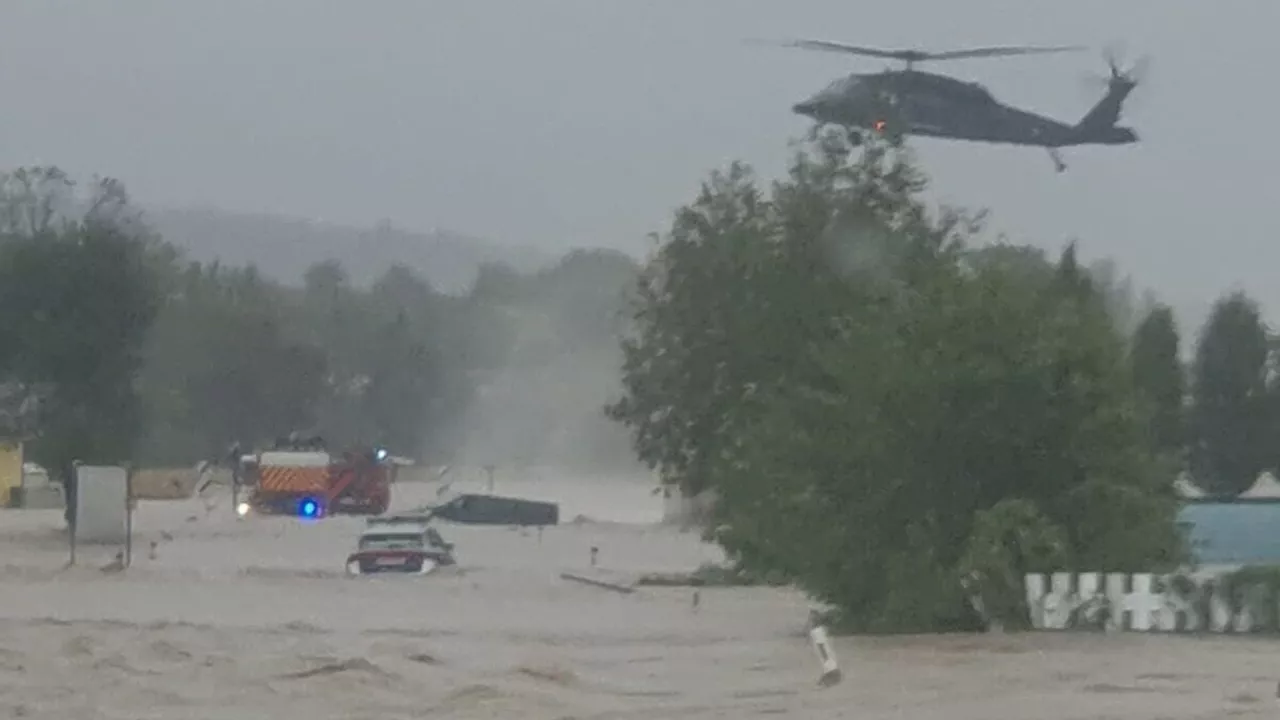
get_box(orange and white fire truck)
[236,437,393,517]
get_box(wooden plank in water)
[559,571,637,594]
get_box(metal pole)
[124,465,133,568]
[68,460,80,567]
[484,465,495,494]
[228,444,242,518]
[16,440,24,509]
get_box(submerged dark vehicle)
[427,493,559,527]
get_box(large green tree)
[1130,304,1186,462]
[605,161,775,495]
[0,167,164,474]
[139,258,467,462]
[1189,291,1271,495]
[137,262,328,464]
[609,135,1183,631]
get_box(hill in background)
[146,206,560,292]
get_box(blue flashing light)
[374,447,388,461]
[298,497,321,519]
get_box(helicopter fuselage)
[793,69,1112,148]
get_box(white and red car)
[345,514,456,575]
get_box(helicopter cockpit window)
[817,76,862,99]
[910,72,995,104]
[940,80,994,103]
[964,82,994,102]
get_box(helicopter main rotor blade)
[767,39,1085,64]
[773,39,923,62]
[926,45,1086,61]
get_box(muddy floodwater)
[0,475,1274,719]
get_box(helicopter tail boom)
[1068,53,1143,144]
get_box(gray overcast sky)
[1,1,1275,330]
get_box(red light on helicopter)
[873,120,886,132]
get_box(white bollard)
[808,625,842,687]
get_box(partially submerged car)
[427,493,559,526]
[346,514,456,575]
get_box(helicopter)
[774,40,1144,172]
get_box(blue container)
[1178,500,1280,566]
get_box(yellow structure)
[0,441,22,507]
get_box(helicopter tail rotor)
[1073,46,1149,136]
[1090,44,1149,90]
[1081,45,1148,109]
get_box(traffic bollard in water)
[809,625,842,687]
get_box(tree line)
[0,166,638,480]
[1122,279,1280,499]
[1177,292,1280,496]
[605,132,1261,631]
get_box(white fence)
[1024,571,1276,633]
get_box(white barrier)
[808,625,842,686]
[1025,571,1268,633]
[73,465,129,545]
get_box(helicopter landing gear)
[1047,148,1067,173]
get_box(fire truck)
[236,436,393,517]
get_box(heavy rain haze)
[445,248,644,473]
[10,4,1280,719]
[0,0,1276,337]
